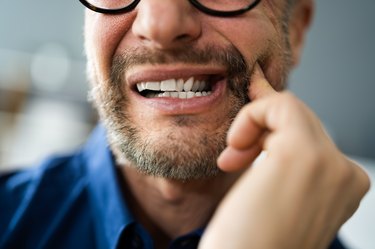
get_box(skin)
[199,66,370,249]
[84,0,370,248]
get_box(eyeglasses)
[79,0,262,17]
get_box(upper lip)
[126,65,227,89]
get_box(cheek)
[214,14,279,64]
[85,12,135,82]
[213,14,288,90]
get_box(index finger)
[248,64,277,101]
[223,64,276,150]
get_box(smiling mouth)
[135,75,225,99]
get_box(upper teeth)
[136,77,208,93]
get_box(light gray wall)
[0,1,84,60]
[1,0,374,159]
[289,0,375,159]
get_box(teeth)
[137,82,146,92]
[145,82,160,91]
[162,92,171,97]
[170,92,179,98]
[160,79,176,91]
[178,92,187,99]
[186,91,195,99]
[198,81,206,91]
[176,79,184,91]
[136,78,208,93]
[136,77,212,99]
[149,91,212,99]
[191,80,200,92]
[183,77,194,92]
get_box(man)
[0,0,370,248]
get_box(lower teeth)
[146,91,212,99]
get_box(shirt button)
[130,234,144,249]
[120,233,144,249]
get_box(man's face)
[84,0,307,180]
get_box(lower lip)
[131,79,226,115]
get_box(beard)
[89,44,260,181]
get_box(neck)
[118,165,242,248]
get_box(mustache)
[110,44,251,84]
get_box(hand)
[199,65,370,249]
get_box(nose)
[132,0,202,49]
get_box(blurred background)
[0,0,374,248]
[0,1,95,168]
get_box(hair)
[285,0,299,20]
[287,0,297,7]
[282,0,301,33]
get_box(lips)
[126,66,227,114]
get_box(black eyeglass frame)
[79,0,262,17]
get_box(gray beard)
[89,44,251,181]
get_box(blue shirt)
[0,125,346,249]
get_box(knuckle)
[334,157,369,195]
[356,165,371,195]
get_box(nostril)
[176,34,190,41]
[136,34,147,41]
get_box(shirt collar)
[82,124,135,249]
